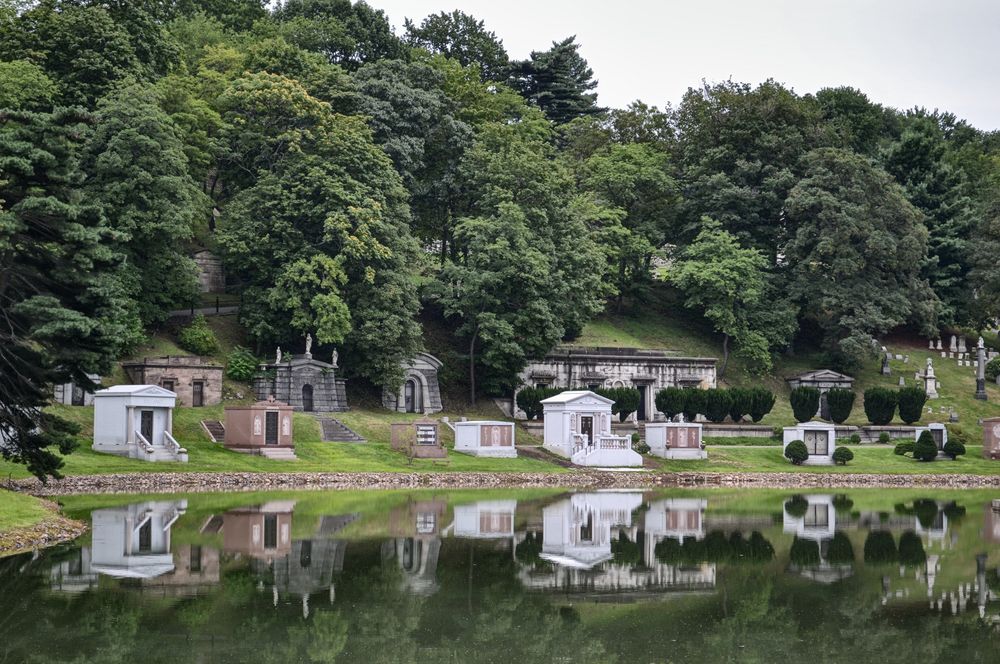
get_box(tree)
[913,430,938,461]
[789,387,820,423]
[896,386,927,425]
[863,388,898,425]
[243,37,359,112]
[727,387,752,423]
[404,10,508,81]
[81,84,208,327]
[508,36,604,125]
[825,388,855,424]
[0,108,126,479]
[595,387,640,421]
[669,219,794,375]
[0,60,57,111]
[682,389,705,423]
[747,388,775,423]
[702,388,732,423]
[785,148,938,369]
[655,387,687,421]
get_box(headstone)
[976,336,988,401]
[929,339,935,350]
[895,354,903,361]
[904,355,910,364]
[881,353,892,375]
[936,339,943,351]
[898,376,906,387]
[959,337,967,354]
[941,351,947,358]
[950,335,958,353]
[924,359,939,399]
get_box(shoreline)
[0,498,87,557]
[13,470,1000,496]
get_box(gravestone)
[924,359,939,399]
[976,336,988,401]
[898,376,905,387]
[936,339,943,351]
[959,337,967,354]
[881,352,891,376]
[928,339,935,350]
[950,335,958,353]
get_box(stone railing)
[572,434,632,455]
[135,430,154,454]
[163,430,187,456]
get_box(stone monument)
[880,349,891,376]
[924,359,939,399]
[936,339,943,351]
[976,336,988,401]
[950,335,958,353]
[959,337,968,354]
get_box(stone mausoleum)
[122,356,223,407]
[52,373,101,406]
[382,352,443,414]
[253,349,347,413]
[785,369,854,420]
[516,346,717,421]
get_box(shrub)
[945,423,972,447]
[682,389,706,423]
[943,440,966,460]
[833,446,854,465]
[863,387,897,425]
[177,314,218,355]
[748,388,776,423]
[703,388,732,423]
[897,530,927,566]
[878,432,890,444]
[826,388,856,424]
[893,441,914,456]
[784,495,809,517]
[655,387,687,420]
[863,531,897,564]
[987,356,1000,382]
[789,537,820,566]
[747,531,775,561]
[595,387,641,421]
[516,387,563,420]
[789,387,820,423]
[832,494,854,513]
[226,346,259,382]
[727,387,752,423]
[826,531,855,564]
[784,440,809,465]
[849,433,861,444]
[913,430,939,462]
[897,386,927,425]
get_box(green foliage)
[633,440,650,454]
[595,387,640,421]
[654,387,687,421]
[913,430,939,462]
[878,432,891,444]
[784,440,809,465]
[942,440,966,460]
[826,531,855,564]
[897,530,927,566]
[0,60,57,111]
[702,388,732,423]
[404,10,509,81]
[784,495,809,517]
[849,433,861,444]
[986,357,1000,382]
[833,446,854,465]
[789,387,820,423]
[747,388,776,423]
[863,531,897,564]
[894,441,914,456]
[825,388,856,424]
[726,387,752,423]
[897,387,927,425]
[682,389,706,423]
[515,387,563,421]
[226,346,259,382]
[508,36,603,125]
[789,536,820,566]
[863,388,898,425]
[178,315,219,356]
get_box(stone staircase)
[317,416,365,443]
[201,420,225,442]
[259,447,298,461]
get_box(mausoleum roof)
[540,390,614,405]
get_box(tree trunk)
[720,333,730,378]
[468,326,479,406]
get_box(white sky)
[372,0,1000,130]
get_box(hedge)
[987,357,1000,382]
[790,387,820,423]
[727,387,752,423]
[702,389,732,423]
[682,389,706,423]
[177,314,218,355]
[832,446,854,465]
[897,386,927,425]
[595,387,641,421]
[825,388,855,424]
[863,387,897,425]
[748,388,776,423]
[655,387,688,420]
[516,387,564,420]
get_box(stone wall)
[253,355,348,412]
[121,357,223,407]
[193,250,225,293]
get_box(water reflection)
[8,489,1000,662]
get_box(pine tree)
[509,36,604,125]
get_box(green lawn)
[0,491,55,533]
[655,443,1000,474]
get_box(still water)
[3,488,1000,663]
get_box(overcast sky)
[372,0,1000,130]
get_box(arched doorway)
[301,384,314,412]
[404,378,422,413]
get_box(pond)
[3,487,1000,663]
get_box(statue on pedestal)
[976,336,988,401]
[275,346,282,364]
[331,347,339,368]
[305,333,313,357]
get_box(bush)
[702,388,732,423]
[878,432,890,444]
[863,387,897,425]
[987,356,1000,382]
[655,387,688,420]
[177,314,218,355]
[833,446,854,465]
[849,433,861,444]
[748,388,775,423]
[826,531,855,564]
[727,388,752,423]
[633,441,651,454]
[789,387,820,423]
[789,537,820,566]
[893,441,914,456]
[784,495,809,517]
[226,346,259,382]
[516,387,563,420]
[863,531,897,564]
[897,386,927,425]
[826,388,856,424]
[832,494,854,513]
[913,430,939,462]
[682,389,706,423]
[943,440,966,460]
[595,387,640,421]
[784,440,809,465]
[897,530,927,566]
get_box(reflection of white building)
[782,495,836,540]
[90,501,187,579]
[644,499,707,546]
[451,500,517,539]
[541,492,644,569]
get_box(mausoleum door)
[140,410,154,444]
[580,416,593,445]
[71,384,85,407]
[404,379,421,413]
[637,386,647,421]
[302,384,314,412]
[265,412,278,445]
[804,431,828,455]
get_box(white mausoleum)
[453,420,517,458]
[541,390,642,467]
[783,421,837,465]
[92,385,187,462]
[646,422,706,459]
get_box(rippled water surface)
[3,487,1000,663]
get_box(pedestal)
[976,378,988,401]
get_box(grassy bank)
[0,491,54,533]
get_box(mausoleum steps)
[201,420,225,442]
[316,416,366,443]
